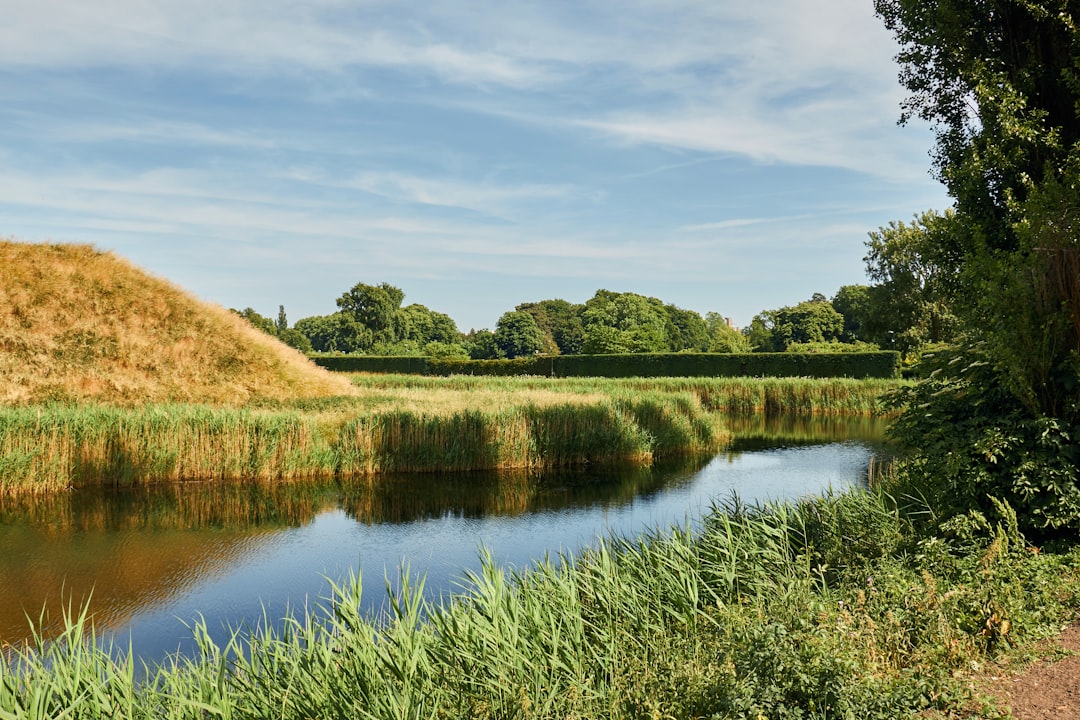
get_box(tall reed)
[0,391,727,495]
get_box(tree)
[829,286,872,344]
[494,311,546,358]
[516,299,585,355]
[705,312,751,353]
[465,329,504,360]
[861,210,960,357]
[748,297,844,352]
[580,290,669,354]
[875,0,1080,405]
[876,0,1080,532]
[663,304,710,352]
[336,282,404,350]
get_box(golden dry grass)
[0,240,355,405]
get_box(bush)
[886,344,1080,537]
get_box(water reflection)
[0,413,890,662]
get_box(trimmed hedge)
[310,352,901,379]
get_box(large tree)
[862,210,960,356]
[876,0,1080,532]
[747,297,845,352]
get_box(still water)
[0,414,889,663]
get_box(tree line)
[235,209,961,363]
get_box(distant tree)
[748,296,844,352]
[705,312,751,353]
[232,306,311,352]
[465,329,504,360]
[663,304,710,352]
[581,290,668,354]
[516,299,584,355]
[294,313,365,353]
[494,311,546,358]
[233,307,276,335]
[399,303,462,347]
[278,328,313,353]
[830,285,873,343]
[862,210,960,357]
[336,282,404,350]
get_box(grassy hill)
[0,240,354,405]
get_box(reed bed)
[0,391,726,495]
[348,374,903,415]
[3,486,1077,719]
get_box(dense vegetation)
[874,0,1080,537]
[0,376,894,496]
[313,351,901,379]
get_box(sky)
[0,0,951,332]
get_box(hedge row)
[310,352,901,379]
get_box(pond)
[0,414,891,664]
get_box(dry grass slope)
[0,240,354,405]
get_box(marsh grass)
[0,390,726,494]
[349,374,902,415]
[2,486,1076,719]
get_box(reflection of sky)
[111,441,874,663]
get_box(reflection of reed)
[338,460,707,525]
[726,413,891,447]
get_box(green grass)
[347,374,903,415]
[2,483,1076,719]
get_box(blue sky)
[1,0,950,332]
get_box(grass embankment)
[0,241,352,405]
[3,483,1076,719]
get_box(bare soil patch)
[985,623,1080,719]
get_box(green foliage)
[464,328,504,360]
[875,1,1080,532]
[830,285,872,343]
[705,312,751,353]
[887,343,1080,536]
[493,310,546,358]
[312,351,902,379]
[232,307,314,352]
[335,282,404,351]
[581,290,670,353]
[516,298,585,355]
[663,303,711,352]
[862,210,960,357]
[749,296,845,351]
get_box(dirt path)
[985,624,1080,719]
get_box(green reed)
[3,485,1077,719]
[0,391,727,495]
[349,374,903,415]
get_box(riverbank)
[0,376,899,496]
[2,478,1076,718]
